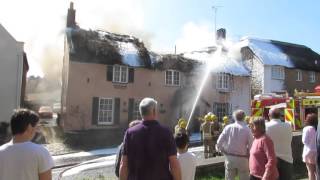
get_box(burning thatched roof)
[65,28,202,72]
[154,54,201,72]
[66,28,152,68]
[182,47,250,76]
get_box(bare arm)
[39,169,52,180]
[119,155,128,180]
[169,155,181,180]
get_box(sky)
[0,0,319,77]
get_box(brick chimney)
[216,28,226,42]
[66,2,76,28]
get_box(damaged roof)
[65,28,200,72]
[182,47,250,76]
[66,28,152,68]
[239,37,320,71]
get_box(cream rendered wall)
[64,62,183,130]
[0,25,24,123]
[230,76,251,115]
[263,65,285,93]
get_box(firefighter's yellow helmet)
[204,115,211,122]
[210,114,217,121]
[223,116,229,123]
[179,121,187,129]
[178,118,186,126]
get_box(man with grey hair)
[216,110,253,180]
[266,108,293,180]
[120,97,181,180]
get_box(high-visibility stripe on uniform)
[255,101,261,108]
[252,108,262,117]
[285,109,294,123]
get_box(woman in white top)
[302,113,318,180]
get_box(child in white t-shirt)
[175,132,197,180]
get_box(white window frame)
[217,72,230,90]
[296,70,302,81]
[98,98,114,125]
[165,70,180,86]
[309,71,316,83]
[214,102,231,121]
[271,66,284,80]
[113,65,128,83]
[132,99,141,120]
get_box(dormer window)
[165,70,180,86]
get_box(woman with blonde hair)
[302,113,317,180]
[249,117,278,180]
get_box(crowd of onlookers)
[0,96,319,180]
[115,97,320,180]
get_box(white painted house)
[238,37,320,96]
[0,24,28,123]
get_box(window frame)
[165,70,180,86]
[296,70,302,81]
[271,66,285,80]
[213,102,231,121]
[217,72,230,90]
[113,65,128,83]
[309,71,316,83]
[97,98,114,125]
[132,99,141,120]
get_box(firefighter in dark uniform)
[222,116,229,129]
[175,118,187,135]
[211,114,220,157]
[200,114,214,158]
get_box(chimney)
[216,28,226,42]
[66,2,76,28]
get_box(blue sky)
[144,0,320,53]
[0,0,319,76]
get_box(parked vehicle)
[251,87,320,130]
[38,106,53,119]
[52,103,61,113]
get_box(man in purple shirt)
[120,97,181,180]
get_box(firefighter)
[222,116,229,129]
[210,114,220,157]
[200,114,214,158]
[175,118,187,135]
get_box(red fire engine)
[251,89,320,130]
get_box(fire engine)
[251,87,320,130]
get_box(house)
[61,4,251,146]
[181,46,251,121]
[0,24,29,123]
[239,37,320,96]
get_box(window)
[98,98,113,125]
[271,66,284,80]
[217,72,230,90]
[213,102,231,121]
[309,71,316,83]
[165,70,180,86]
[296,70,302,81]
[113,65,128,83]
[133,100,141,120]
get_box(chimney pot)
[216,28,226,41]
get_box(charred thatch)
[155,54,200,72]
[67,28,151,67]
